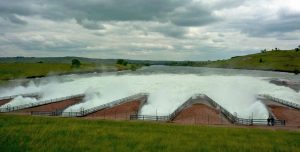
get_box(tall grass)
[0,114,299,152]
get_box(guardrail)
[31,110,63,116]
[0,93,40,100]
[199,94,238,123]
[0,94,84,112]
[62,93,149,117]
[259,94,300,110]
[130,94,286,126]
[130,115,169,121]
[169,94,205,120]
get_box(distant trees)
[294,69,299,75]
[296,45,300,52]
[116,59,128,66]
[261,49,267,53]
[71,59,81,68]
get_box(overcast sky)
[0,0,299,60]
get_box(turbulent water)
[0,66,299,119]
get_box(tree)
[259,58,263,63]
[294,69,299,75]
[116,59,128,66]
[71,59,81,68]
[296,48,299,52]
[261,49,267,53]
[117,59,124,65]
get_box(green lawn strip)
[0,114,299,152]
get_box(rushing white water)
[0,70,299,119]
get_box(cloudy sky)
[0,0,299,60]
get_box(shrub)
[71,59,81,68]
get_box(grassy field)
[0,114,299,152]
[0,57,143,84]
[0,63,115,81]
[206,50,300,73]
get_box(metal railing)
[130,115,169,121]
[31,110,63,116]
[0,94,84,112]
[169,94,204,120]
[259,94,300,110]
[130,94,286,126]
[62,93,149,117]
[0,92,40,100]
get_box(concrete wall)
[12,96,83,114]
[84,99,142,120]
[0,99,12,106]
[172,103,231,125]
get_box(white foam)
[1,74,299,119]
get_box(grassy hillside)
[0,63,116,82]
[0,57,143,84]
[206,50,300,73]
[0,114,299,152]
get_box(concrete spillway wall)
[0,94,84,115]
[0,93,40,106]
[0,99,12,107]
[62,93,148,120]
[259,94,300,127]
[84,98,146,120]
[170,95,231,125]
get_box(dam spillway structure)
[0,94,84,116]
[0,93,40,106]
[63,93,148,120]
[169,94,231,125]
[130,94,234,124]
[259,94,300,127]
[130,94,286,126]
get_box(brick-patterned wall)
[84,100,142,120]
[172,103,231,125]
[269,105,300,127]
[0,99,12,106]
[13,96,83,114]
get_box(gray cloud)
[6,14,27,25]
[0,0,299,60]
[76,19,105,30]
[169,4,220,26]
[151,24,187,38]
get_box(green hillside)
[0,114,299,152]
[206,50,300,73]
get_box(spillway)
[0,66,299,120]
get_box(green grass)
[0,114,299,152]
[206,50,300,73]
[0,63,117,81]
